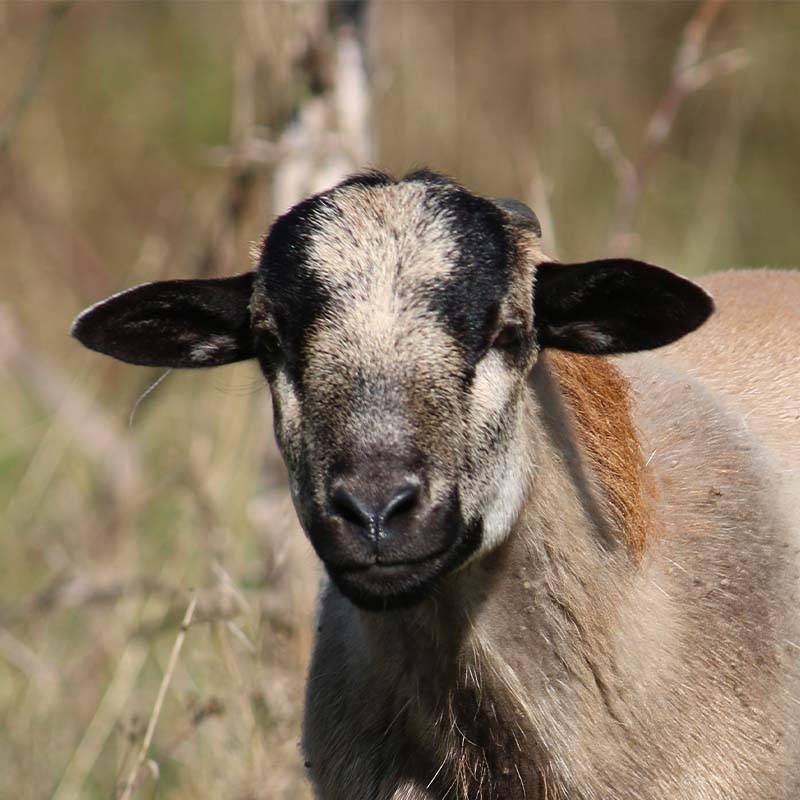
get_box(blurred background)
[1,1,798,798]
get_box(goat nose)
[329,481,421,538]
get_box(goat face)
[71,170,714,610]
[250,172,541,608]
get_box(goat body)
[70,172,800,799]
[304,271,800,799]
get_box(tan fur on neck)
[545,350,652,559]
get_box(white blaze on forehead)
[301,182,466,382]
[308,294,455,375]
[304,181,459,300]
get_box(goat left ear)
[534,259,714,354]
[71,272,255,368]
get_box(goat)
[72,170,800,799]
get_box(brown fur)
[666,269,800,473]
[545,351,652,558]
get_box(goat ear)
[534,259,714,354]
[71,272,255,368]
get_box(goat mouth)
[324,539,472,611]
[331,544,453,573]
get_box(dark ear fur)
[534,259,714,354]
[71,272,255,367]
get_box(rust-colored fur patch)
[546,351,651,559]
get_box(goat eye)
[492,324,525,353]
[256,330,283,371]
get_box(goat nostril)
[330,488,372,530]
[328,480,422,535]
[381,483,420,523]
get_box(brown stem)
[0,2,72,157]
[606,0,732,255]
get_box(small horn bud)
[492,197,542,237]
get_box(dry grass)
[0,2,798,798]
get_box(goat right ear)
[533,259,713,354]
[71,272,255,368]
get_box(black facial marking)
[255,193,333,387]
[403,168,456,187]
[491,322,531,365]
[335,169,394,191]
[254,169,523,398]
[256,170,510,384]
[419,182,515,359]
